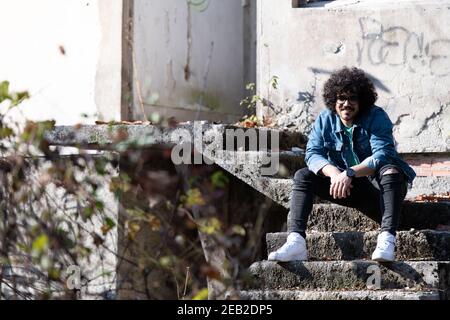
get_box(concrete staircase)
[242,221,450,297]
[206,131,450,300]
[45,124,450,300]
[232,200,450,300]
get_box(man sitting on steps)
[268,67,416,262]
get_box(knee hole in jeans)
[382,168,399,175]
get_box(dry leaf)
[95,120,153,126]
[414,192,450,202]
[200,264,221,280]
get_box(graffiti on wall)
[356,17,450,77]
[187,0,210,12]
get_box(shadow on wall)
[308,67,392,94]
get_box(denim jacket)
[305,105,416,184]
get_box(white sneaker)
[268,232,308,262]
[371,231,396,262]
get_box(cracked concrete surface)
[247,260,450,291]
[238,289,440,300]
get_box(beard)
[340,108,355,119]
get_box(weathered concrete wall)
[132,0,257,123]
[0,0,122,125]
[257,0,450,153]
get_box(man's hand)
[320,165,354,199]
[329,171,353,199]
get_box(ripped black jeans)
[290,165,408,238]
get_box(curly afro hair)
[322,67,378,115]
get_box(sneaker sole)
[267,255,308,262]
[371,255,395,262]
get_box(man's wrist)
[347,164,376,178]
[321,165,342,178]
[345,168,356,178]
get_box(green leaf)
[182,188,206,208]
[32,234,49,253]
[16,91,30,100]
[150,112,162,124]
[104,217,116,228]
[95,200,105,211]
[83,206,94,221]
[270,76,279,90]
[101,217,116,235]
[245,83,256,91]
[0,127,14,138]
[232,225,246,236]
[48,268,61,281]
[0,81,10,102]
[159,256,173,268]
[0,81,29,106]
[211,171,229,189]
[192,288,209,300]
[11,91,30,105]
[199,217,221,235]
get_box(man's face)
[335,92,360,123]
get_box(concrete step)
[238,289,441,300]
[210,150,305,179]
[222,125,307,151]
[302,203,450,232]
[247,260,450,294]
[266,230,450,261]
[46,124,307,151]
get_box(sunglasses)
[336,94,359,104]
